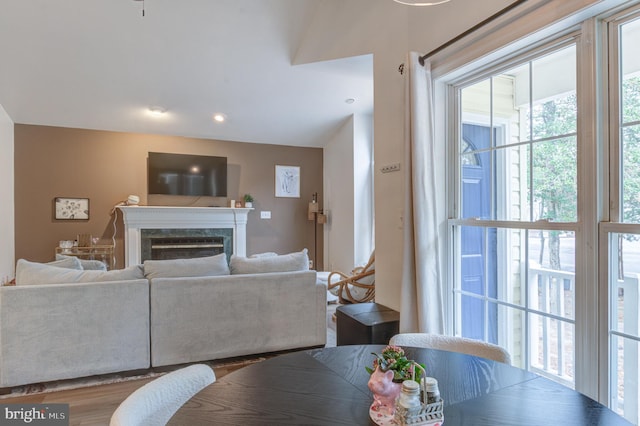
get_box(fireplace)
[119,206,251,267]
[140,228,233,263]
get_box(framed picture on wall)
[275,165,300,198]
[55,197,90,220]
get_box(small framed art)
[275,165,300,198]
[55,197,90,220]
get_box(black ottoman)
[336,303,400,346]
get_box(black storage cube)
[336,303,400,346]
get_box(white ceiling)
[0,0,374,148]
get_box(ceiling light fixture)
[392,0,451,5]
[148,106,166,117]
[345,98,355,104]
[213,113,227,123]
[132,0,145,17]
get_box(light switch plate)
[260,211,271,219]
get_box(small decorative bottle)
[398,380,422,411]
[423,377,441,404]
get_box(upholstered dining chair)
[389,333,511,365]
[327,250,375,304]
[110,363,216,426]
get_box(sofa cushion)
[15,259,144,285]
[230,249,309,274]
[56,254,107,271]
[143,253,230,279]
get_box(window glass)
[454,44,577,387]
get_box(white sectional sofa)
[149,270,325,366]
[0,279,150,388]
[0,250,326,388]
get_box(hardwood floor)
[0,359,259,426]
[0,302,339,426]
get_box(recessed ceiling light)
[392,0,451,5]
[213,113,227,123]
[345,98,356,104]
[148,106,166,117]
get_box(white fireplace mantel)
[118,206,251,266]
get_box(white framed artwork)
[275,165,300,198]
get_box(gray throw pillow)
[15,260,144,286]
[249,252,278,258]
[47,256,83,270]
[143,253,230,279]
[56,254,107,271]
[230,249,309,274]
[14,257,83,285]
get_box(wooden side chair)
[327,250,375,304]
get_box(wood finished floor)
[0,362,249,426]
[0,302,339,426]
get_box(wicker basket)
[394,399,444,425]
[393,363,444,426]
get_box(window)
[606,11,640,424]
[441,3,640,422]
[451,44,578,385]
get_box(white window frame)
[436,22,602,400]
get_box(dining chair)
[327,250,375,304]
[389,333,511,365]
[109,363,216,426]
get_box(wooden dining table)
[168,344,632,425]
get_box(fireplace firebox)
[141,228,233,263]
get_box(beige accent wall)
[14,125,323,268]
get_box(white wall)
[323,117,355,273]
[353,113,374,266]
[0,103,14,282]
[323,113,374,274]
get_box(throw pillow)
[47,256,83,270]
[143,253,230,279]
[230,249,309,275]
[13,257,84,285]
[56,254,108,271]
[249,252,278,258]
[15,260,144,286]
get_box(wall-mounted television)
[148,152,228,197]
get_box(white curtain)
[399,52,444,334]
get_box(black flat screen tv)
[148,152,228,197]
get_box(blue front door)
[461,123,498,344]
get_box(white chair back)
[110,363,216,426]
[389,333,511,365]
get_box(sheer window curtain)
[399,52,444,333]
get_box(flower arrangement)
[366,345,425,382]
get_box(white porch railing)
[528,265,575,386]
[612,274,640,422]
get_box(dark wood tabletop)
[168,345,632,425]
